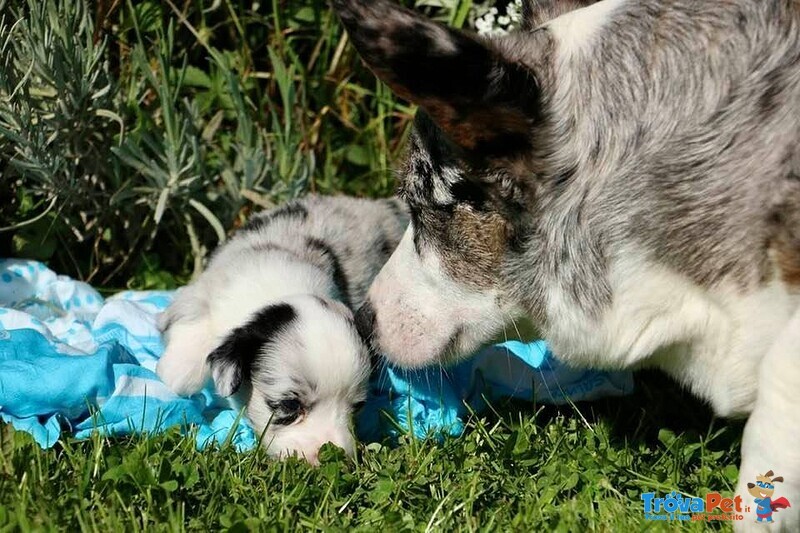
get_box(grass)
[0,372,743,531]
[1,0,420,285]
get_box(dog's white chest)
[542,248,798,417]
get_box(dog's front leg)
[735,305,800,532]
[156,285,216,396]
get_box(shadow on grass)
[487,369,744,458]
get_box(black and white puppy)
[156,195,407,463]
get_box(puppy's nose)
[355,300,377,342]
[304,450,320,466]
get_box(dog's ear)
[332,0,540,156]
[207,337,247,397]
[765,470,775,477]
[207,303,297,397]
[772,476,784,483]
[747,483,755,488]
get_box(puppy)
[335,0,800,529]
[156,195,407,463]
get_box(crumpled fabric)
[0,259,254,450]
[356,339,633,441]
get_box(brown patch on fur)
[439,207,511,287]
[774,237,800,286]
[410,99,530,151]
[768,200,800,288]
[374,79,532,155]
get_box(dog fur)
[335,0,800,528]
[157,195,407,463]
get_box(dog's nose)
[355,300,377,342]
[304,450,320,466]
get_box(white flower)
[475,17,494,35]
[473,1,524,36]
[507,0,523,24]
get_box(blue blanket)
[0,259,633,450]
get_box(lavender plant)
[0,0,500,285]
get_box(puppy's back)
[226,195,408,309]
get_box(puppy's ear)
[329,298,355,321]
[765,470,775,477]
[772,476,784,483]
[332,0,541,156]
[312,295,353,320]
[207,303,297,397]
[747,483,756,489]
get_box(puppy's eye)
[267,397,305,426]
[280,398,302,413]
[352,400,366,412]
[273,411,301,425]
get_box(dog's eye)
[280,398,302,413]
[273,412,301,425]
[267,397,305,426]
[352,400,366,412]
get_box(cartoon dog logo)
[747,471,791,523]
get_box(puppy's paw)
[156,321,214,396]
[156,350,209,396]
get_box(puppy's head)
[336,0,546,367]
[208,294,370,464]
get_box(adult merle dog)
[335,0,800,529]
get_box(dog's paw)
[156,351,209,396]
[734,521,769,533]
[156,321,214,396]
[734,518,797,533]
